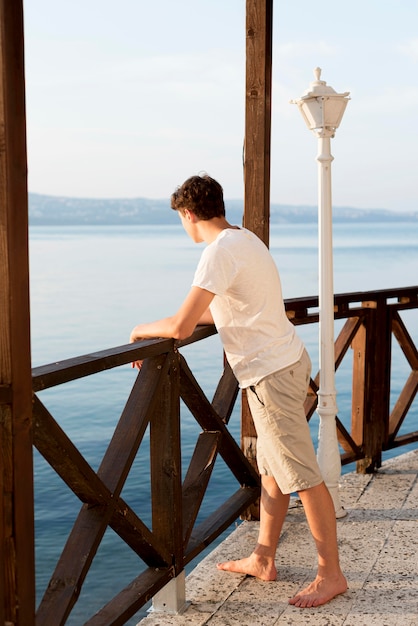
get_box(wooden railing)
[32,327,260,625]
[284,286,418,471]
[31,286,418,625]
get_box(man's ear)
[184,208,197,222]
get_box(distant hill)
[28,193,418,226]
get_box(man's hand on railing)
[129,329,146,370]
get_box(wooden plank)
[33,355,166,501]
[33,394,170,566]
[182,431,220,547]
[179,355,260,488]
[388,370,418,440]
[0,1,34,624]
[359,301,391,472]
[0,406,11,626]
[244,0,273,244]
[304,377,319,420]
[336,417,363,459]
[351,322,366,449]
[36,355,173,624]
[33,396,112,502]
[390,430,418,448]
[97,354,168,490]
[83,566,175,626]
[32,326,217,393]
[37,498,169,624]
[241,389,260,520]
[211,360,239,424]
[36,498,169,624]
[32,338,174,391]
[36,504,111,626]
[34,406,165,566]
[150,351,183,574]
[185,486,260,564]
[284,287,418,321]
[109,501,170,568]
[176,323,217,348]
[391,311,418,368]
[334,316,363,369]
[0,425,3,626]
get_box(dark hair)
[171,174,225,220]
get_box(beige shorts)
[246,349,323,494]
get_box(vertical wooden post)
[351,322,366,450]
[151,350,185,613]
[357,299,391,472]
[243,0,273,244]
[241,0,273,519]
[0,2,35,624]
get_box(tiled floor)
[140,450,418,625]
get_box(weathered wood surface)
[0,2,34,624]
[32,340,261,625]
[242,0,274,514]
[243,0,273,244]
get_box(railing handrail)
[32,325,218,391]
[32,286,418,390]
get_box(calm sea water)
[29,220,418,624]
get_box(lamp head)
[291,68,350,137]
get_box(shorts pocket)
[249,385,264,406]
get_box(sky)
[23,0,418,212]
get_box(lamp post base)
[317,399,347,519]
[328,484,347,519]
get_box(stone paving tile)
[204,577,290,625]
[140,610,212,626]
[337,521,392,591]
[276,608,347,625]
[364,520,418,589]
[403,479,418,512]
[353,473,416,516]
[337,472,373,509]
[344,588,418,624]
[343,616,417,626]
[138,450,418,625]
[184,524,254,604]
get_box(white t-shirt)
[192,228,304,388]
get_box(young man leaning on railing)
[129,173,347,608]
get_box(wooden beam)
[242,0,273,519]
[243,0,273,246]
[0,1,35,624]
[151,351,183,576]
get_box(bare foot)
[289,573,348,608]
[216,553,277,581]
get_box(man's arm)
[130,286,215,344]
[197,306,215,325]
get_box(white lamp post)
[291,68,350,518]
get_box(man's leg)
[289,481,347,607]
[216,475,289,581]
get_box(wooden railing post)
[0,2,35,624]
[240,390,260,521]
[357,298,392,472]
[351,321,366,455]
[151,349,186,614]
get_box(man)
[130,174,347,608]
